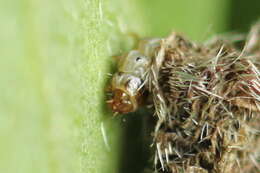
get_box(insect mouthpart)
[107,89,136,114]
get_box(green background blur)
[0,0,259,173]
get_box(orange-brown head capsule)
[107,73,143,113]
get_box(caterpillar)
[107,23,260,173]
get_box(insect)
[106,38,161,114]
[107,23,260,173]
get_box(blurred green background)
[0,0,259,173]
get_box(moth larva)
[107,24,260,173]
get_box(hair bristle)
[147,23,260,173]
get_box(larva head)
[107,50,152,114]
[107,73,143,113]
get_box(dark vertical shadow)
[100,30,156,173]
[229,0,260,32]
[118,109,155,173]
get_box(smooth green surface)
[139,0,230,40]
[0,0,232,173]
[229,0,260,32]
